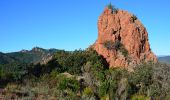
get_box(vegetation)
[83,87,94,96]
[0,47,58,65]
[107,3,118,13]
[104,40,128,57]
[130,14,138,23]
[0,62,28,83]
[104,40,121,50]
[0,49,170,99]
[120,47,128,57]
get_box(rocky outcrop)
[92,7,157,69]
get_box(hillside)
[0,52,17,64]
[0,47,58,65]
[158,56,170,64]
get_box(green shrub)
[101,95,109,100]
[130,14,137,23]
[96,72,105,82]
[165,95,170,100]
[104,40,122,50]
[131,95,150,100]
[108,80,118,98]
[83,87,94,96]
[99,81,109,97]
[114,40,122,50]
[103,40,129,57]
[151,63,170,98]
[129,63,153,86]
[57,77,80,92]
[0,62,28,82]
[54,50,86,75]
[120,47,128,57]
[54,49,108,75]
[107,3,118,13]
[106,68,128,80]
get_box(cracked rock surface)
[92,8,157,69]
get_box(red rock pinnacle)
[92,7,157,69]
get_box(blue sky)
[0,0,169,55]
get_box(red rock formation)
[92,8,157,69]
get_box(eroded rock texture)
[92,8,157,69]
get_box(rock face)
[92,8,157,69]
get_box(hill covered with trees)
[0,48,170,99]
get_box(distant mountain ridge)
[0,47,59,65]
[1,47,169,65]
[158,56,170,64]
[0,52,17,64]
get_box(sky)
[0,0,169,55]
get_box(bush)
[108,80,118,96]
[54,50,86,75]
[57,77,80,92]
[129,63,153,85]
[107,3,118,13]
[104,40,129,57]
[99,81,109,97]
[104,40,122,50]
[151,63,170,98]
[128,63,153,96]
[131,95,150,100]
[120,47,128,57]
[54,49,108,75]
[96,72,105,82]
[83,87,94,96]
[0,62,28,82]
[130,14,137,23]
[128,63,170,99]
[27,59,61,77]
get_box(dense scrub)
[0,49,170,99]
[107,3,118,14]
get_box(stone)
[92,8,157,69]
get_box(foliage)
[130,14,138,23]
[104,40,129,57]
[99,81,109,97]
[128,63,153,96]
[104,40,122,50]
[0,52,17,65]
[83,87,94,96]
[57,76,80,92]
[120,47,128,57]
[27,59,61,77]
[54,49,108,75]
[107,3,118,13]
[129,62,170,99]
[1,48,170,99]
[55,50,86,75]
[0,62,28,82]
[129,63,153,86]
[131,95,150,100]
[105,68,129,99]
[103,40,113,50]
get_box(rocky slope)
[92,7,157,69]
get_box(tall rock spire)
[92,7,157,69]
